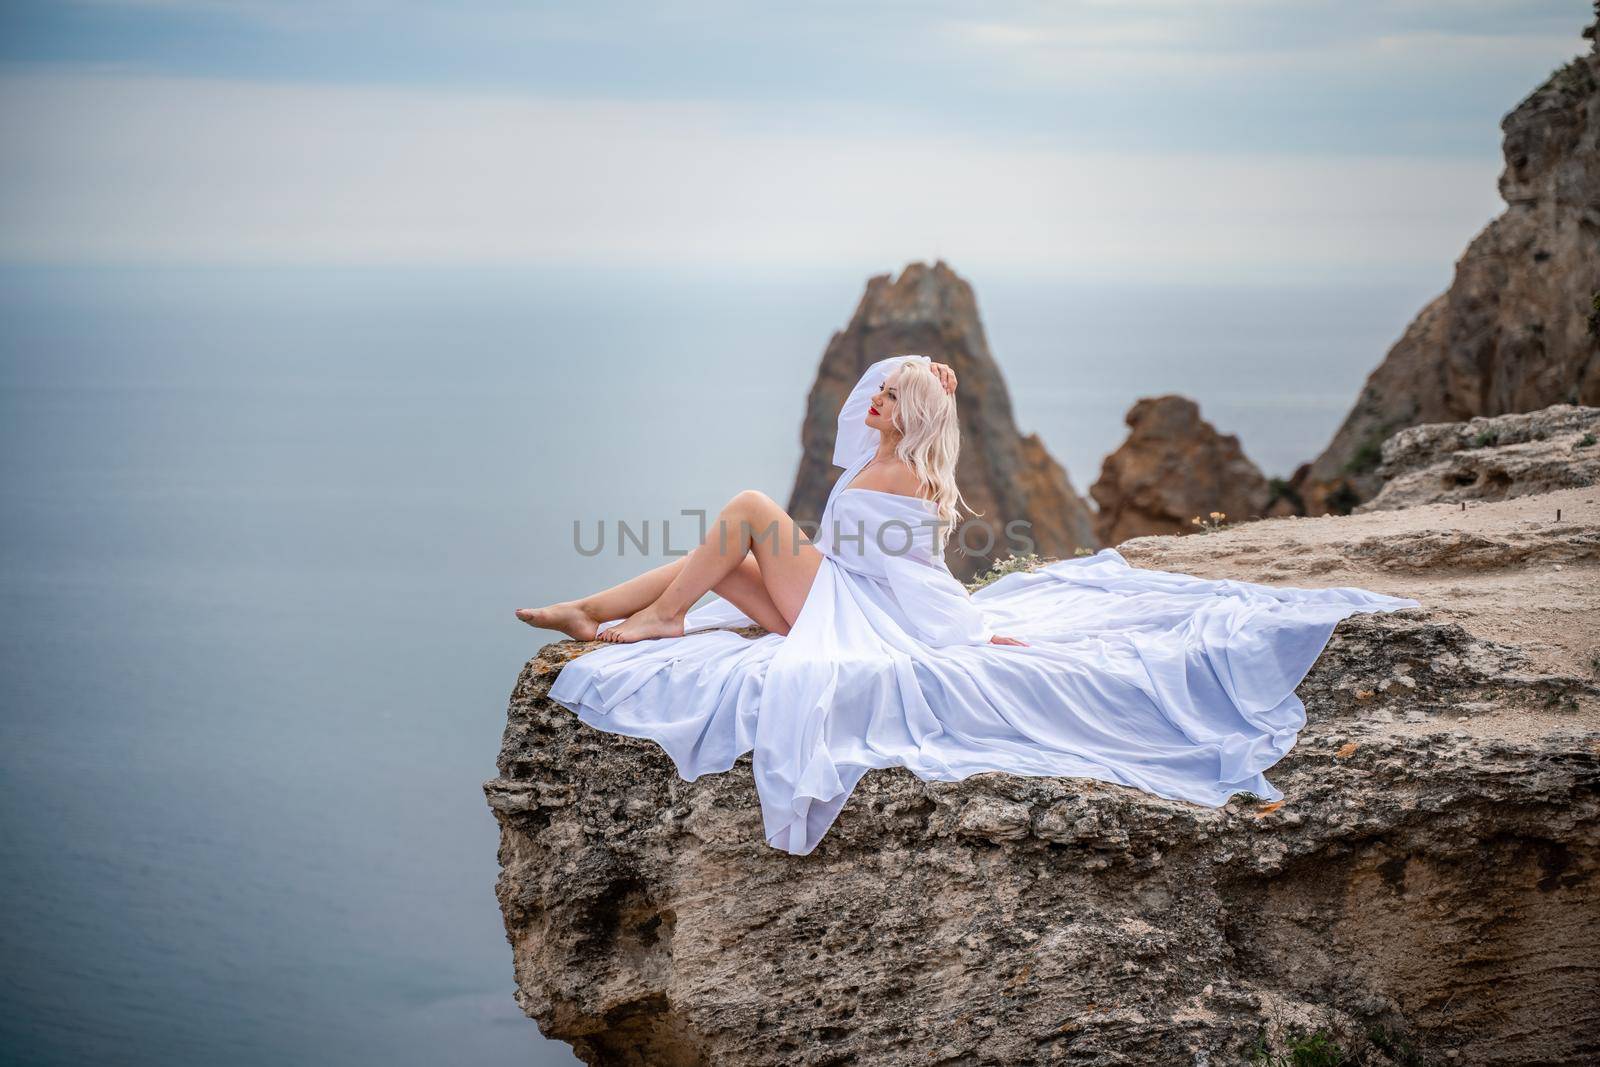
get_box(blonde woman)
[516,353,1418,856]
[518,355,1025,648]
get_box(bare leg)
[517,553,792,640]
[515,559,677,640]
[710,555,795,636]
[602,490,823,644]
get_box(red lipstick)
[869,406,879,415]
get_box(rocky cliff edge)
[487,479,1599,1066]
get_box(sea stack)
[787,260,1098,579]
[1089,395,1272,545]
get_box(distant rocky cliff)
[1089,395,1271,545]
[488,409,1599,1063]
[787,260,1098,581]
[1292,9,1600,515]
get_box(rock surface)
[1360,404,1600,512]
[786,260,1098,581]
[1088,395,1272,545]
[487,488,1600,1066]
[1292,10,1600,515]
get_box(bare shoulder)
[850,458,932,500]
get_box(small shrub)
[1576,432,1596,449]
[1325,482,1361,516]
[1190,511,1229,534]
[1248,1028,1354,1067]
[967,551,1044,591]
[1468,430,1500,449]
[1343,435,1385,475]
[1266,476,1304,513]
[1537,57,1589,98]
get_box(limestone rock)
[786,260,1097,581]
[487,488,1600,1066]
[1088,395,1272,545]
[1293,10,1600,515]
[1360,404,1600,511]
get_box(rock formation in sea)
[487,431,1599,1064]
[1360,404,1600,512]
[1088,395,1272,545]
[1291,9,1600,515]
[786,260,1098,581]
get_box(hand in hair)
[928,362,957,395]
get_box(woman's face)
[865,370,901,434]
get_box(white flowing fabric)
[549,355,1420,855]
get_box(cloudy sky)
[0,0,1591,281]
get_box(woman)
[518,355,1025,648]
[517,354,1419,856]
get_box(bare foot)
[600,604,686,644]
[514,601,600,641]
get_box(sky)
[0,0,1593,281]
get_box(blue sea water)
[0,263,1442,1065]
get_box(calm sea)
[0,263,1441,1065]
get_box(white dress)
[549,355,1420,855]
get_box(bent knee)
[729,488,776,512]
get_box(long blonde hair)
[885,358,981,553]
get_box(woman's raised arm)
[831,354,931,469]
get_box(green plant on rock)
[1468,430,1500,449]
[1266,476,1304,514]
[1537,56,1591,98]
[1576,432,1596,449]
[1250,1023,1429,1067]
[1325,481,1362,516]
[1248,1028,1353,1067]
[1343,435,1386,475]
[967,551,1044,592]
